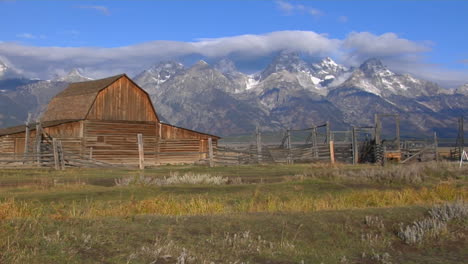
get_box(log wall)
[83,120,157,164]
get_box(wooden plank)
[208,138,214,167]
[35,123,41,166]
[138,133,144,170]
[52,138,59,170]
[329,140,335,164]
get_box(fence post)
[23,113,31,163]
[329,139,335,164]
[396,115,401,153]
[312,127,318,159]
[52,138,59,170]
[256,126,262,164]
[374,114,381,145]
[35,122,42,166]
[137,133,144,170]
[58,140,65,170]
[352,126,358,165]
[208,137,214,167]
[89,147,93,160]
[286,128,292,164]
[459,116,464,161]
[326,121,331,144]
[434,132,439,162]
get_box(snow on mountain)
[259,51,313,80]
[0,60,25,80]
[134,61,185,94]
[257,52,353,93]
[214,59,261,93]
[311,57,349,87]
[1,53,465,136]
[0,61,7,77]
[336,58,441,98]
[455,83,468,95]
[55,68,93,83]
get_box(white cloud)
[76,5,110,16]
[276,1,323,18]
[276,0,294,14]
[0,31,340,79]
[16,33,46,39]
[342,32,430,65]
[338,16,348,23]
[0,30,466,87]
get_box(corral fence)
[214,121,463,166]
[0,115,465,169]
[215,122,354,165]
[0,123,122,169]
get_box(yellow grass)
[1,183,465,220]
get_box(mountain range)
[0,51,467,137]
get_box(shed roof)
[160,122,221,139]
[0,119,80,136]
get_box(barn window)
[97,136,105,142]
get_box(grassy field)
[0,162,467,263]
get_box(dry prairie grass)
[1,183,465,219]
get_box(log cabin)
[0,74,219,166]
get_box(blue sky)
[1,0,467,86]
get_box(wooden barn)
[0,74,219,167]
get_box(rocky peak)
[359,58,393,77]
[0,61,7,73]
[56,68,92,83]
[336,58,441,98]
[133,61,185,92]
[311,57,348,85]
[214,58,238,75]
[260,50,311,80]
[191,60,210,71]
[144,61,184,80]
[455,83,468,95]
[149,61,184,73]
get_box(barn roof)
[55,74,125,97]
[0,119,80,136]
[160,122,221,139]
[41,74,132,122]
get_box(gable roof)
[55,74,124,98]
[41,74,159,122]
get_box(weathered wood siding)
[87,76,158,122]
[0,136,16,154]
[43,121,82,138]
[83,120,157,164]
[158,139,206,165]
[156,130,218,165]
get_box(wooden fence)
[214,124,353,165]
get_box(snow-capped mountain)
[0,61,7,77]
[311,57,349,87]
[0,60,24,80]
[455,84,468,95]
[55,68,93,83]
[134,61,185,94]
[1,52,467,137]
[213,58,253,93]
[259,51,313,80]
[336,58,441,98]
